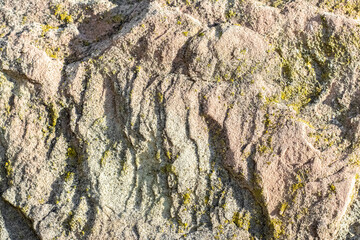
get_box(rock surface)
[1,0,360,239]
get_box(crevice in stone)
[0,197,40,240]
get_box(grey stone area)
[0,0,360,239]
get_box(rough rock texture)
[1,0,360,239]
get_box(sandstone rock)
[0,0,360,239]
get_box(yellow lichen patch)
[4,103,10,115]
[270,218,284,239]
[62,13,73,23]
[21,205,29,215]
[53,4,73,23]
[279,202,288,216]
[307,129,337,150]
[177,220,189,232]
[161,163,176,175]
[4,160,13,177]
[68,215,84,231]
[41,24,58,36]
[155,151,161,161]
[64,171,74,182]
[157,92,163,103]
[22,16,27,25]
[258,144,271,155]
[100,150,110,167]
[48,102,59,132]
[272,0,285,8]
[166,151,172,160]
[265,95,280,105]
[232,212,251,230]
[280,81,320,114]
[320,0,360,18]
[183,192,191,205]
[67,147,77,158]
[291,173,304,194]
[54,4,62,16]
[135,65,141,73]
[296,118,315,129]
[349,155,360,166]
[45,47,61,59]
[329,183,336,193]
[226,9,237,19]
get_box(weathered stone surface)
[0,0,360,239]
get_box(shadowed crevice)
[0,197,40,240]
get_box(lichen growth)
[48,102,58,130]
[183,192,191,205]
[291,173,304,194]
[53,4,73,23]
[157,92,163,103]
[64,171,74,182]
[41,24,58,36]
[161,163,176,174]
[166,151,172,160]
[67,147,77,158]
[100,150,110,167]
[45,47,61,59]
[135,65,141,73]
[279,202,288,216]
[270,218,284,239]
[329,183,336,193]
[4,160,13,177]
[232,212,251,230]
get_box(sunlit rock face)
[0,0,360,239]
